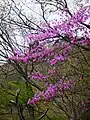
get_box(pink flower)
[13,49,21,56]
[49,59,57,65]
[48,69,56,75]
[54,55,65,61]
[80,39,89,46]
[30,72,48,80]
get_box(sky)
[11,0,90,29]
[5,0,90,21]
[0,0,89,23]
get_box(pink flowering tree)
[7,4,90,119]
[0,0,90,120]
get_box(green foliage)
[0,80,34,120]
[8,81,33,104]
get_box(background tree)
[0,0,90,120]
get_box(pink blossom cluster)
[8,49,29,63]
[60,42,72,54]
[48,69,56,76]
[8,44,53,63]
[30,72,48,81]
[26,6,90,45]
[27,28,59,41]
[48,42,72,65]
[8,6,90,64]
[29,46,53,62]
[71,6,90,23]
[49,54,65,65]
[8,41,72,65]
[29,69,56,81]
[58,79,73,93]
[79,38,89,46]
[27,79,73,105]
